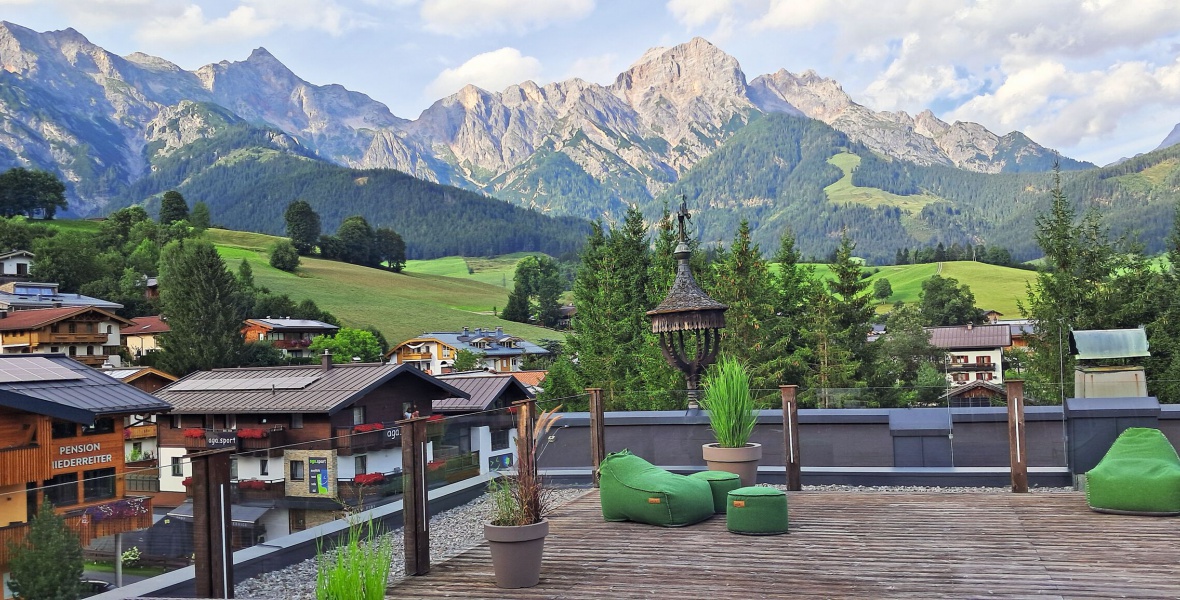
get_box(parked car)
[81,579,115,596]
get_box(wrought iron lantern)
[647,199,727,405]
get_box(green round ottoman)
[688,470,743,514]
[726,486,788,535]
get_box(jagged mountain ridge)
[0,22,1089,219]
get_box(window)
[52,421,77,439]
[290,413,303,429]
[951,354,968,364]
[491,428,510,451]
[226,415,237,430]
[44,473,78,507]
[86,323,94,334]
[87,346,94,356]
[83,468,116,502]
[68,323,76,334]
[352,406,365,426]
[291,460,305,480]
[976,355,992,366]
[106,325,113,334]
[230,458,238,480]
[171,457,183,477]
[977,372,994,381]
[50,324,59,333]
[83,417,115,436]
[50,346,59,353]
[68,346,76,356]
[171,415,182,429]
[355,455,367,476]
[260,459,269,477]
[953,373,970,382]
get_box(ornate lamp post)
[647,199,727,407]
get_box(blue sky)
[3,0,1180,165]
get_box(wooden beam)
[1006,380,1028,493]
[399,415,430,575]
[780,385,801,491]
[587,388,605,487]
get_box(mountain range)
[1,21,1177,263]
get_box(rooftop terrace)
[390,488,1180,598]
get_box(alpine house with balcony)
[242,318,339,358]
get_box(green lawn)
[823,153,942,212]
[405,252,542,288]
[213,239,561,345]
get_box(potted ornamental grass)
[699,355,762,486]
[483,404,562,589]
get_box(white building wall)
[159,446,190,492]
[944,348,1005,387]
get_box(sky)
[3,0,1180,166]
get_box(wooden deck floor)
[389,489,1180,599]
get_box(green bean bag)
[687,470,743,514]
[599,450,714,527]
[726,486,789,535]
[1086,427,1180,516]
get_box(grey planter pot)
[484,518,549,588]
[702,442,763,487]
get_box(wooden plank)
[390,489,1180,598]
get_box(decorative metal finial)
[676,194,691,244]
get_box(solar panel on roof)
[170,375,320,392]
[0,357,86,383]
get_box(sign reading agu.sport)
[308,457,330,495]
[53,441,113,473]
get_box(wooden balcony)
[399,352,432,361]
[334,425,400,456]
[45,333,108,344]
[337,471,404,504]
[238,427,287,457]
[125,424,157,440]
[230,479,285,503]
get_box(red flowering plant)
[84,498,149,523]
[236,428,267,439]
[183,428,206,438]
[181,476,193,487]
[426,458,446,471]
[352,422,384,433]
[237,479,267,490]
[353,472,385,486]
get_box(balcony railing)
[947,362,996,372]
[230,478,285,503]
[125,424,157,440]
[399,352,432,361]
[334,424,401,456]
[272,339,313,350]
[337,470,404,503]
[237,427,287,457]
[46,333,108,343]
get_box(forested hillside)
[110,125,591,260]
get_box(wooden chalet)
[0,354,171,584]
[153,353,467,535]
[242,318,338,358]
[0,306,133,367]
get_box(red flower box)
[236,428,267,439]
[427,413,445,422]
[181,477,193,487]
[353,472,385,486]
[183,428,206,439]
[237,479,267,490]
[426,459,446,471]
[353,423,384,433]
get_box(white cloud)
[133,1,368,46]
[426,47,543,97]
[420,0,594,37]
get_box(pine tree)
[158,240,249,375]
[159,190,189,226]
[190,201,212,232]
[7,499,84,600]
[827,232,873,365]
[501,284,532,323]
[708,220,778,391]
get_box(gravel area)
[235,483,1074,598]
[234,487,589,600]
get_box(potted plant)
[483,404,562,589]
[700,355,762,486]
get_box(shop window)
[291,460,305,480]
[44,473,79,507]
[51,421,77,439]
[83,468,116,502]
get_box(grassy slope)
[206,229,560,345]
[823,153,940,212]
[405,252,542,289]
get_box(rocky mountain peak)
[1156,123,1180,151]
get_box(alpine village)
[3,11,1180,600]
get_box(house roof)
[157,362,468,415]
[391,327,550,359]
[0,305,132,332]
[1070,328,1150,360]
[245,318,339,331]
[0,281,122,310]
[509,370,548,388]
[0,354,172,422]
[0,250,33,260]
[101,366,178,384]
[432,373,534,413]
[125,315,170,335]
[939,380,1007,400]
[927,325,1012,350]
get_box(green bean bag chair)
[599,450,714,527]
[1086,427,1180,516]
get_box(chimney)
[321,349,332,371]
[967,323,973,331]
[462,326,469,336]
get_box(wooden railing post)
[587,388,605,487]
[780,385,801,491]
[190,448,234,598]
[1006,380,1028,493]
[514,398,537,476]
[400,415,430,575]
